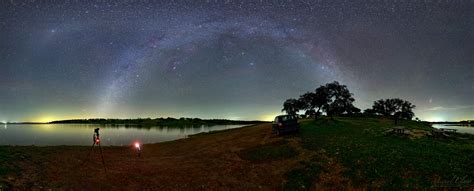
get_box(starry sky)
[0,0,472,122]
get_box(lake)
[0,123,248,146]
[432,124,474,135]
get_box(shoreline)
[2,118,474,190]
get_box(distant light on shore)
[32,115,80,123]
[33,116,56,123]
[427,116,445,122]
[260,113,280,121]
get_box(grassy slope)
[285,117,474,190]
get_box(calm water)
[432,124,474,135]
[0,124,247,146]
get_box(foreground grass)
[285,117,474,190]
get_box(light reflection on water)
[432,124,474,135]
[0,124,247,146]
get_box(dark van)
[272,115,299,135]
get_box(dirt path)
[8,124,312,190]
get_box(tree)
[370,98,416,124]
[282,98,301,116]
[320,81,357,119]
[347,106,361,115]
[281,81,358,120]
[304,109,318,118]
[298,90,328,120]
[363,108,376,116]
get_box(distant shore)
[430,121,474,126]
[48,117,269,127]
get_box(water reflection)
[432,124,474,135]
[0,124,247,146]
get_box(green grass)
[284,117,474,190]
[239,140,298,162]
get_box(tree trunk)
[314,108,321,121]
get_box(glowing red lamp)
[134,142,142,157]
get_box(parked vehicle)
[272,115,299,135]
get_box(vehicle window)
[280,116,290,121]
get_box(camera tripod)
[81,128,106,172]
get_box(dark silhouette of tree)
[281,81,359,120]
[281,98,301,116]
[304,109,318,118]
[372,99,397,117]
[363,108,376,116]
[298,90,328,120]
[370,98,416,124]
[320,81,357,119]
[347,106,361,115]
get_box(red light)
[134,142,140,148]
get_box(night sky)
[1,1,472,122]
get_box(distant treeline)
[49,117,267,127]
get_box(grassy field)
[286,117,474,190]
[235,117,474,190]
[1,117,474,190]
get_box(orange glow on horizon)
[260,113,281,121]
[31,116,56,123]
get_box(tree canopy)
[281,82,416,122]
[281,81,359,119]
[369,98,416,123]
[370,98,415,118]
[298,90,328,118]
[281,98,301,116]
[320,81,357,118]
